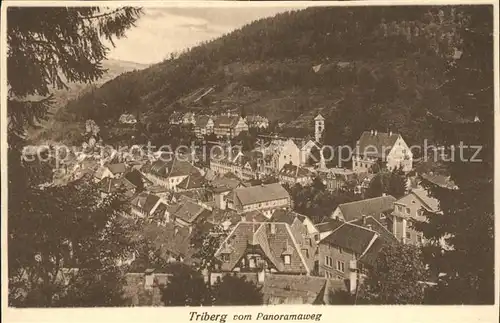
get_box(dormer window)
[283,255,291,265]
[221,254,229,262]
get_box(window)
[380,213,386,220]
[302,249,309,258]
[417,235,423,244]
[406,232,411,239]
[338,247,343,254]
[405,207,411,214]
[249,257,256,268]
[221,254,229,262]
[284,255,291,265]
[306,238,312,247]
[336,260,345,272]
[325,256,333,267]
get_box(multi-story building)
[194,115,214,138]
[213,115,248,138]
[330,195,396,225]
[257,139,301,174]
[231,183,291,217]
[389,188,440,245]
[142,157,201,191]
[352,130,413,173]
[245,115,269,129]
[278,163,314,186]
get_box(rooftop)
[233,183,290,206]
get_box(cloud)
[107,7,298,65]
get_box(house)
[210,150,263,181]
[269,209,319,236]
[331,195,396,224]
[231,183,291,216]
[352,130,413,173]
[129,222,194,264]
[315,219,345,242]
[94,163,128,181]
[278,163,314,186]
[389,188,440,245]
[354,173,376,195]
[296,139,321,166]
[319,168,356,192]
[213,115,248,138]
[119,113,137,125]
[176,172,206,191]
[124,169,153,192]
[182,112,196,125]
[142,157,201,191]
[211,272,347,305]
[245,115,269,129]
[420,172,458,190]
[314,114,325,143]
[194,115,214,138]
[167,196,212,228]
[129,192,169,220]
[350,215,399,245]
[168,111,184,125]
[318,221,380,281]
[257,139,301,174]
[98,177,136,198]
[213,221,314,275]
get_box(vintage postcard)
[1,0,498,322]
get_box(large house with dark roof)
[214,220,316,275]
[390,188,440,245]
[194,115,214,138]
[129,192,169,220]
[278,163,314,186]
[167,195,212,228]
[213,115,248,138]
[331,195,396,225]
[231,183,291,216]
[142,157,201,191]
[318,221,383,282]
[352,130,413,173]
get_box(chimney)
[257,267,266,284]
[349,260,358,294]
[374,130,378,136]
[370,130,374,135]
[382,193,387,197]
[144,269,155,290]
[174,227,179,236]
[367,224,372,230]
[362,215,366,225]
[240,214,246,222]
[389,130,393,136]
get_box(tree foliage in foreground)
[357,244,429,305]
[7,7,143,307]
[414,6,494,304]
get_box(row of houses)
[169,112,269,138]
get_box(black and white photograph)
[1,0,497,317]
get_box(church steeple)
[314,114,325,143]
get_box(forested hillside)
[61,7,475,146]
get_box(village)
[36,108,459,306]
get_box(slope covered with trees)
[62,6,467,148]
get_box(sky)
[107,7,302,65]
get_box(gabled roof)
[336,195,396,222]
[177,172,206,190]
[314,114,325,121]
[279,163,313,179]
[358,238,386,267]
[130,192,161,214]
[234,183,290,207]
[169,197,211,224]
[214,115,241,128]
[420,173,458,190]
[107,163,127,174]
[350,216,398,244]
[315,219,344,234]
[124,169,151,188]
[215,222,311,274]
[356,131,400,158]
[411,188,440,212]
[321,222,377,255]
[146,157,200,179]
[195,115,213,128]
[129,222,192,259]
[98,177,136,195]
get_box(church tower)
[314,114,325,143]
